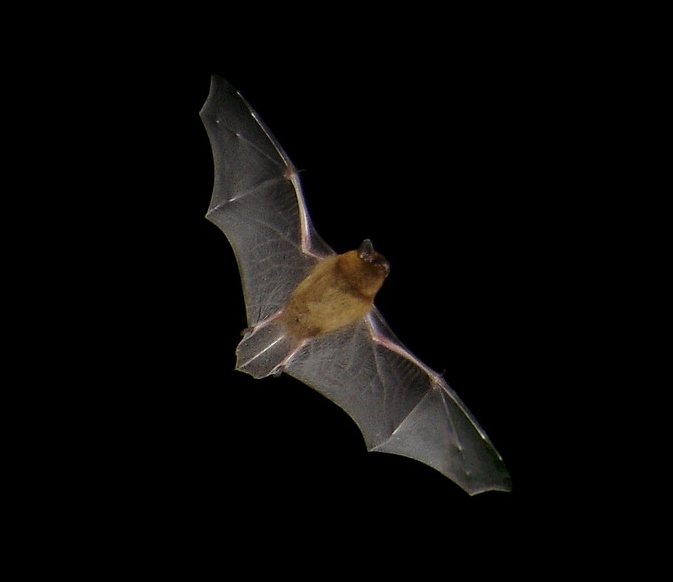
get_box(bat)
[200,75,511,495]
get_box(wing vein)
[218,121,287,172]
[248,216,303,254]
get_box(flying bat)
[200,75,511,495]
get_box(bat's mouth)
[375,256,390,277]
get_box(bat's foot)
[269,340,306,377]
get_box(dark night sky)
[102,57,564,541]
[30,17,619,572]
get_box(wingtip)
[464,471,512,495]
[467,482,513,496]
[199,74,231,119]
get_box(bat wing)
[285,308,511,495]
[201,76,510,494]
[200,75,334,326]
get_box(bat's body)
[201,75,511,495]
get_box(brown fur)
[279,249,388,340]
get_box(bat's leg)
[270,340,307,377]
[236,312,306,379]
[240,310,283,338]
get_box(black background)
[15,10,635,576]
[121,66,548,559]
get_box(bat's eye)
[375,256,390,277]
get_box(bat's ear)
[358,239,375,260]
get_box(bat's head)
[358,238,390,282]
[335,240,390,301]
